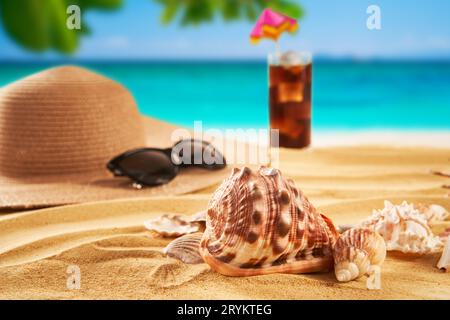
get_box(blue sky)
[1,0,450,60]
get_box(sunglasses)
[107,139,226,189]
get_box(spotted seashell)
[360,201,443,254]
[198,166,338,276]
[333,228,386,282]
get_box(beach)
[1,144,449,300]
[1,0,450,302]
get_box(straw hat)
[0,66,228,210]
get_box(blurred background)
[0,0,449,131]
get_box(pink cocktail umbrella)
[250,8,298,52]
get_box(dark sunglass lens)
[107,162,124,176]
[172,139,226,169]
[117,150,178,186]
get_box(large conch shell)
[360,201,443,254]
[333,228,386,283]
[196,166,339,276]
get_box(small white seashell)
[437,237,450,272]
[333,228,386,283]
[416,204,449,224]
[359,201,443,254]
[144,212,205,237]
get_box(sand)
[0,146,449,299]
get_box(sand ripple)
[0,146,449,299]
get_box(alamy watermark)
[66,5,81,30]
[169,121,280,168]
[366,265,382,290]
[66,265,81,290]
[367,5,382,30]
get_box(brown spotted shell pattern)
[198,166,339,276]
[333,228,386,282]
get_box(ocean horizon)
[1,60,450,132]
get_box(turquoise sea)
[1,61,450,131]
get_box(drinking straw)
[249,8,298,58]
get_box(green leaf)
[180,0,215,26]
[155,0,304,26]
[266,0,304,20]
[0,0,122,54]
[220,0,240,21]
[47,0,78,53]
[159,0,180,24]
[78,0,122,9]
[244,2,258,21]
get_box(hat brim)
[0,116,230,210]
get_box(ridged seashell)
[416,203,449,224]
[338,202,449,234]
[144,212,206,237]
[437,237,450,272]
[163,233,204,264]
[198,166,339,276]
[333,228,386,282]
[360,201,443,254]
